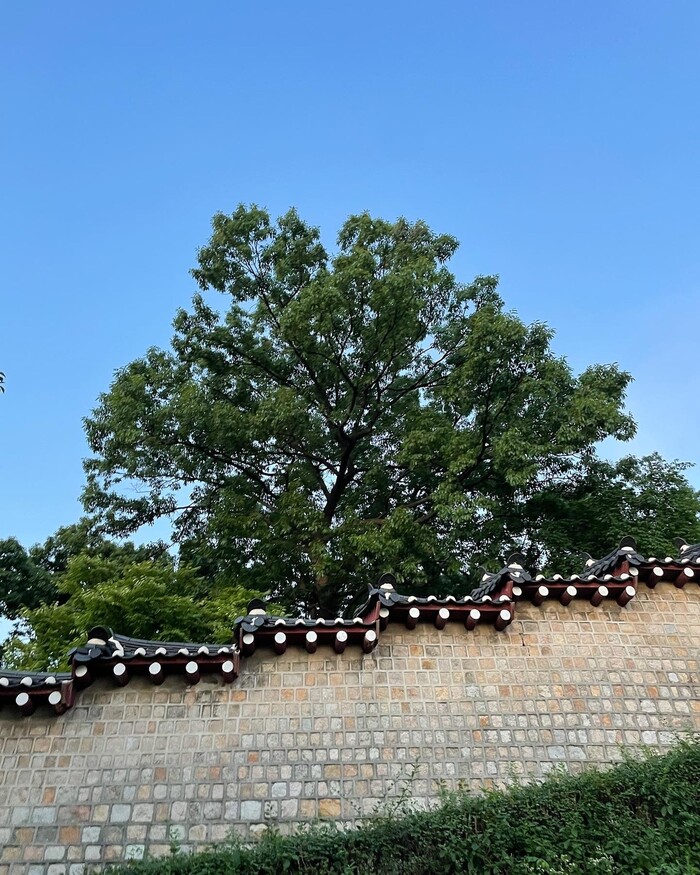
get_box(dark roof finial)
[87,626,113,644]
[377,573,396,591]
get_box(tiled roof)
[676,538,700,564]
[2,537,700,717]
[579,536,646,577]
[470,553,532,600]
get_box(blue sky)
[1,1,699,551]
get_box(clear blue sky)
[1,1,699,551]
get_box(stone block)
[132,803,154,822]
[318,798,341,818]
[280,798,298,818]
[45,846,66,861]
[125,845,145,860]
[547,746,567,760]
[110,804,132,823]
[170,801,187,821]
[241,800,262,820]
[10,807,30,825]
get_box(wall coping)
[2,537,699,717]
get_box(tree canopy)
[79,206,700,616]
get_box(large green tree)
[82,207,699,615]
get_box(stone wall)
[1,582,699,874]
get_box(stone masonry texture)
[1,583,700,873]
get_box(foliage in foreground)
[108,739,700,875]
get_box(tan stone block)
[13,827,33,844]
[318,798,340,818]
[0,847,21,862]
[59,826,80,843]
[299,799,316,818]
[93,805,109,822]
[22,845,42,862]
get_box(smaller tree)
[29,519,168,576]
[0,520,277,671]
[516,453,700,572]
[0,520,168,621]
[0,538,57,619]
[3,555,266,671]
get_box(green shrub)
[106,738,700,874]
